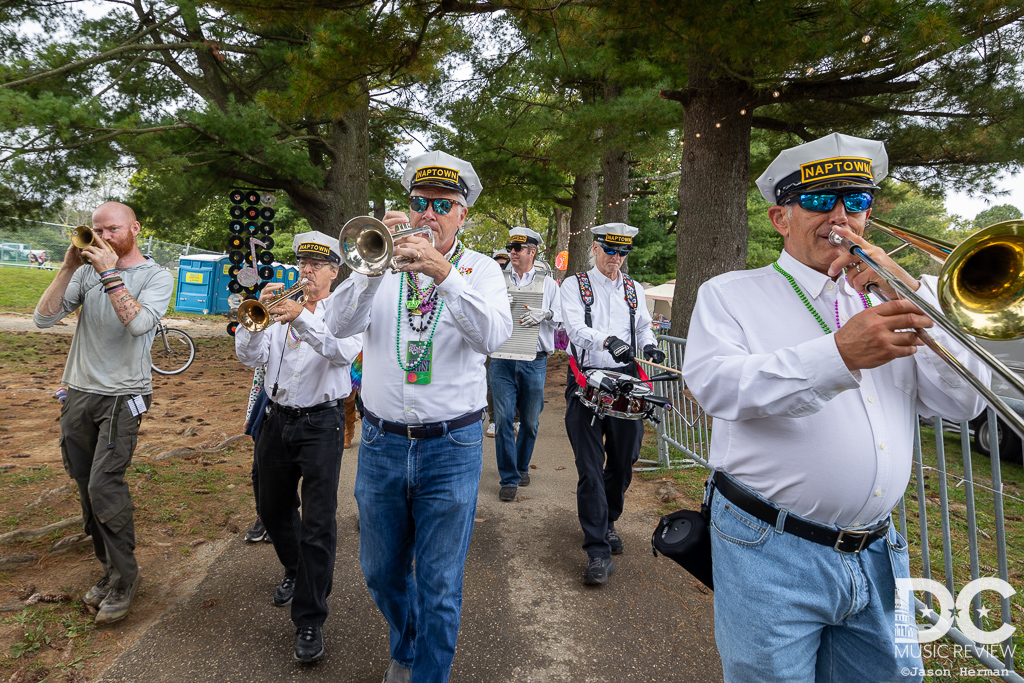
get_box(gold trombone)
[829,218,1024,439]
[236,278,310,332]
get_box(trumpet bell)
[339,216,394,276]
[235,278,310,332]
[939,220,1024,341]
[70,225,94,250]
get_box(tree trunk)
[553,206,571,281]
[670,66,754,335]
[566,171,598,277]
[602,143,630,273]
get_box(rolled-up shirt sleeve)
[435,261,512,355]
[124,269,173,337]
[34,269,85,328]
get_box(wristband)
[99,269,118,278]
[100,275,121,286]
[105,283,126,294]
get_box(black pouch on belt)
[651,485,714,590]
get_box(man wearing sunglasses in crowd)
[560,223,660,585]
[682,133,989,682]
[489,227,562,502]
[325,150,511,683]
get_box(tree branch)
[750,116,814,141]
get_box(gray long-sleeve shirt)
[34,259,174,396]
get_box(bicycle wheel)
[151,328,196,375]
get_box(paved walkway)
[99,376,722,682]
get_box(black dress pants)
[564,369,644,559]
[256,404,344,628]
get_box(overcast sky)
[945,174,1024,221]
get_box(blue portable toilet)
[270,262,299,289]
[175,254,232,314]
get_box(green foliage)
[973,204,1024,230]
[746,188,783,269]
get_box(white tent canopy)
[643,279,674,320]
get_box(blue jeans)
[710,478,923,683]
[489,355,547,487]
[354,418,484,683]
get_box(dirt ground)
[0,315,696,682]
[0,316,260,682]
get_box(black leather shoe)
[606,524,624,555]
[294,625,324,663]
[499,486,517,502]
[518,470,531,487]
[274,576,296,607]
[583,557,615,586]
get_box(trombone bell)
[939,220,1024,341]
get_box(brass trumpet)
[70,225,94,250]
[236,279,310,332]
[338,216,434,276]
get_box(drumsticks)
[635,357,683,376]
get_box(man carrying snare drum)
[560,223,660,586]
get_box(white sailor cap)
[591,222,638,250]
[756,133,888,204]
[492,248,510,259]
[507,227,543,247]
[402,150,482,207]
[292,230,341,265]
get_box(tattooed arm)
[106,286,145,326]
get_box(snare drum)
[576,369,653,420]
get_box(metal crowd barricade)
[648,336,1021,681]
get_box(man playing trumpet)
[34,202,173,625]
[327,151,511,683]
[234,230,362,664]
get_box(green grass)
[0,267,58,312]
[0,262,227,319]
[649,424,1024,682]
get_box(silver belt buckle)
[407,424,422,440]
[834,529,870,553]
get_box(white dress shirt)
[326,245,512,424]
[509,266,563,354]
[683,249,990,527]
[560,266,656,368]
[235,290,363,409]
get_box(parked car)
[968,339,1024,465]
[0,242,31,261]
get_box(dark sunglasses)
[783,191,874,213]
[602,246,630,257]
[506,243,534,252]
[409,196,463,215]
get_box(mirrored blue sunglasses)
[784,191,874,213]
[602,246,630,257]
[409,196,463,215]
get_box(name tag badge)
[405,341,432,385]
[126,395,148,417]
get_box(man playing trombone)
[34,202,173,625]
[682,133,990,683]
[234,230,362,664]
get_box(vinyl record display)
[230,190,244,205]
[260,207,275,220]
[228,250,245,265]
[226,321,238,337]
[228,279,243,293]
[258,251,274,265]
[230,206,245,219]
[228,235,246,250]
[258,265,274,280]
[262,236,275,250]
[228,265,241,277]
[245,190,260,205]
[260,193,276,207]
[259,222,274,236]
[229,220,245,234]
[245,207,260,220]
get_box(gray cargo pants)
[59,388,149,591]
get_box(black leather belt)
[712,472,890,554]
[270,399,339,418]
[364,409,484,440]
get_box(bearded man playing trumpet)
[34,202,173,626]
[234,230,362,664]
